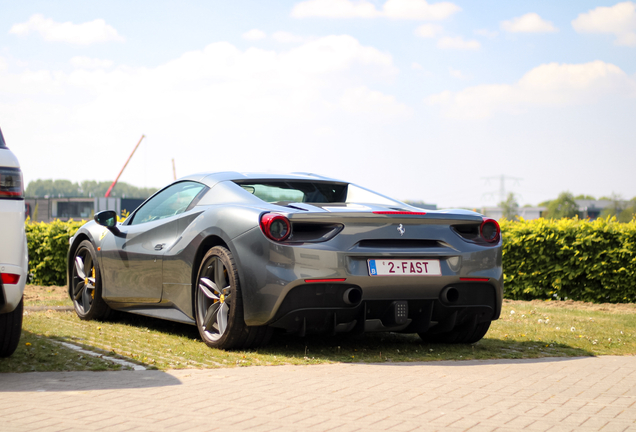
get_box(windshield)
[234,180,405,206]
[0,128,6,149]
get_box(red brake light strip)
[373,211,427,215]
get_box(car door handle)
[154,243,165,251]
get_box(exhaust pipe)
[343,287,363,305]
[441,287,459,304]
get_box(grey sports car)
[68,172,502,350]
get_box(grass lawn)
[1,285,635,373]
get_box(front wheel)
[71,240,111,320]
[195,246,271,350]
[0,297,23,357]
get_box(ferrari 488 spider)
[68,172,502,349]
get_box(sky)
[1,0,635,208]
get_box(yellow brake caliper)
[91,267,95,298]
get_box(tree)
[26,179,79,197]
[26,179,157,198]
[574,194,595,200]
[619,198,636,222]
[543,192,579,219]
[498,192,519,220]
[600,193,626,220]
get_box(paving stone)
[2,356,636,431]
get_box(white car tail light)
[0,167,23,199]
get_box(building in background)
[575,200,612,220]
[25,197,145,223]
[481,206,546,220]
[482,200,617,221]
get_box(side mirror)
[94,210,119,232]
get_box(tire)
[71,240,111,320]
[194,246,272,350]
[0,297,23,358]
[419,320,491,344]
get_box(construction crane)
[105,135,145,198]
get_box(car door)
[100,181,207,303]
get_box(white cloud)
[414,23,480,52]
[501,13,558,33]
[414,23,444,38]
[0,35,404,186]
[9,14,124,45]
[428,61,636,119]
[572,1,636,46]
[436,36,480,50]
[383,0,461,20]
[285,35,396,75]
[448,67,468,79]
[272,31,306,43]
[339,86,411,118]
[291,0,380,18]
[291,0,460,20]
[70,57,114,69]
[411,62,423,70]
[242,29,267,40]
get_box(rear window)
[234,180,405,207]
[235,181,348,204]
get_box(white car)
[0,128,28,357]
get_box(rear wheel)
[195,246,272,350]
[71,240,111,320]
[419,320,491,344]
[0,297,23,357]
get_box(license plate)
[368,259,441,276]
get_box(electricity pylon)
[482,175,522,204]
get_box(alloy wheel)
[72,250,96,314]
[197,256,232,340]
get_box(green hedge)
[26,220,85,286]
[500,217,636,303]
[24,218,636,304]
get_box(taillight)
[0,167,23,199]
[260,213,291,242]
[1,273,20,285]
[480,218,500,243]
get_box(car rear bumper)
[0,200,28,314]
[267,281,498,336]
[231,229,503,330]
[0,263,27,314]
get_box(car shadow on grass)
[263,331,595,363]
[109,310,201,340]
[70,311,596,366]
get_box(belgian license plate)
[368,259,441,276]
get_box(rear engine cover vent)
[356,239,439,249]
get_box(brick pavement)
[1,356,636,431]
